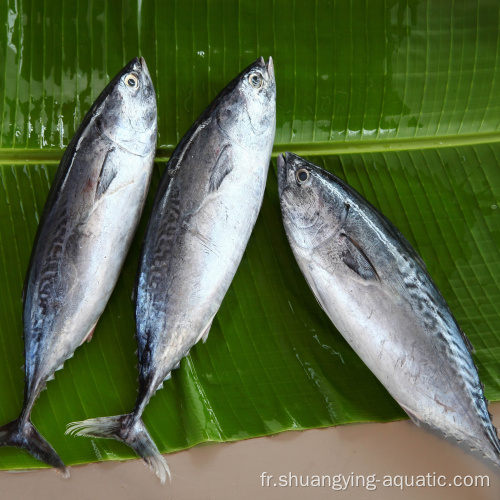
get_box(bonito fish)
[0,58,157,475]
[67,57,276,482]
[277,152,500,465]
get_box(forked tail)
[66,414,170,483]
[0,417,68,476]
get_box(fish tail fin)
[0,417,68,476]
[482,423,500,466]
[66,414,170,483]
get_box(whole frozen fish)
[277,152,500,466]
[0,57,157,475]
[67,57,277,482]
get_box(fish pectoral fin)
[340,233,379,281]
[209,144,233,192]
[94,150,118,201]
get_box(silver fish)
[67,57,276,483]
[277,152,500,466]
[0,58,157,475]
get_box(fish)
[277,152,500,466]
[66,57,277,483]
[0,57,157,475]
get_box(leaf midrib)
[1,131,500,165]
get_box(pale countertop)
[1,402,500,499]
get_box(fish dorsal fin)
[22,150,79,306]
[209,144,233,192]
[376,212,428,271]
[22,280,27,305]
[340,233,379,281]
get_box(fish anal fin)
[400,403,422,427]
[201,321,212,344]
[80,320,99,345]
[340,233,379,281]
[209,144,233,192]
[304,273,328,314]
[85,326,96,343]
[459,326,474,353]
[195,315,215,345]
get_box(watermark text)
[260,471,490,491]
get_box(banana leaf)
[0,0,499,470]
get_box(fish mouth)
[277,153,288,198]
[256,56,275,81]
[139,56,152,79]
[127,57,152,80]
[125,57,150,80]
[266,57,275,81]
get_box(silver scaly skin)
[67,57,277,483]
[278,152,500,466]
[0,57,157,475]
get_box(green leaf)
[0,0,499,470]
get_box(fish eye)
[248,73,264,89]
[296,169,309,184]
[125,73,139,90]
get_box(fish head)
[278,153,344,250]
[94,57,157,156]
[216,57,276,146]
